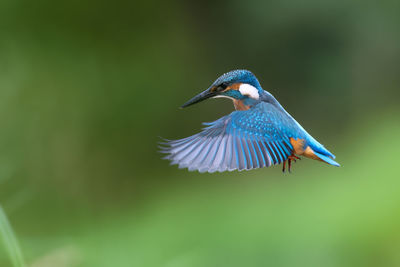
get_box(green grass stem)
[0,205,25,267]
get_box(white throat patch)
[239,84,260,100]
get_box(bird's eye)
[219,83,228,90]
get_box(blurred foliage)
[0,0,399,266]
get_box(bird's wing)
[160,102,296,173]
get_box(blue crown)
[212,69,262,91]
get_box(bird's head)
[181,69,263,108]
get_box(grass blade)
[0,205,25,267]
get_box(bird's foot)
[282,155,301,173]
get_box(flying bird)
[160,70,339,173]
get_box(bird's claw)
[282,155,301,173]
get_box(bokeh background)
[0,0,400,266]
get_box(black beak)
[180,87,217,108]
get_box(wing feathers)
[199,134,223,173]
[275,142,287,162]
[255,135,271,167]
[251,136,264,168]
[266,142,278,164]
[257,137,272,167]
[245,136,257,169]
[161,102,298,172]
[234,133,244,170]
[162,132,291,172]
[209,135,226,172]
[241,135,252,170]
[248,137,260,168]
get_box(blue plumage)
[161,70,339,173]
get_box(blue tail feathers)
[313,151,340,167]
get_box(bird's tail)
[313,151,340,167]
[305,134,340,167]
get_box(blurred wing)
[160,102,295,173]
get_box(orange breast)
[233,99,251,110]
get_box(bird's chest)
[233,98,259,111]
[233,99,251,111]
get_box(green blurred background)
[0,0,400,266]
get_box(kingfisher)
[161,69,340,173]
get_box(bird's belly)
[290,137,321,161]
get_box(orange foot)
[282,155,301,173]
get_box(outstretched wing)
[160,102,297,173]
